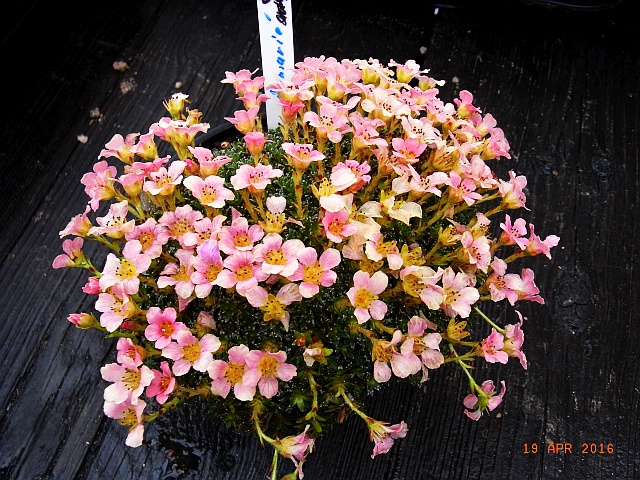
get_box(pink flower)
[366,418,408,459]
[463,380,506,421]
[99,240,152,295]
[498,171,527,210]
[503,311,527,369]
[59,205,93,237]
[244,350,297,399]
[183,174,235,209]
[288,247,341,298]
[282,142,325,171]
[88,200,135,239]
[218,216,265,255]
[130,131,158,161]
[272,425,315,478]
[207,344,256,401]
[52,237,85,268]
[399,265,445,310]
[99,132,139,164]
[243,131,270,158]
[143,159,186,196]
[525,223,560,259]
[347,270,389,324]
[251,233,305,277]
[190,239,225,298]
[124,218,170,259]
[157,249,197,299]
[116,337,146,365]
[439,267,479,318]
[82,277,100,295]
[94,284,136,332]
[103,398,146,447]
[446,170,483,206]
[245,283,302,330]
[405,316,444,379]
[230,163,283,194]
[322,209,357,243]
[216,251,269,297]
[460,231,492,273]
[101,357,154,405]
[365,233,403,270]
[187,146,230,176]
[144,306,190,349]
[146,361,176,404]
[161,331,221,376]
[81,160,117,210]
[158,204,203,248]
[224,106,260,134]
[477,328,509,364]
[499,214,529,250]
[372,330,420,383]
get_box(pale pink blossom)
[124,218,170,259]
[224,106,260,134]
[130,131,158,161]
[99,240,152,295]
[446,170,483,206]
[367,418,408,459]
[399,265,445,310]
[208,344,256,401]
[143,159,186,196]
[88,200,135,239]
[244,350,297,399]
[245,283,302,330]
[59,205,93,238]
[498,171,527,210]
[82,277,100,295]
[52,237,85,268]
[499,215,529,250]
[347,270,389,324]
[365,233,403,270]
[157,248,197,299]
[216,251,269,297]
[464,380,506,421]
[95,284,136,332]
[99,132,139,164]
[440,267,479,318]
[288,247,341,298]
[81,160,117,210]
[251,233,305,277]
[525,223,560,259]
[503,311,527,369]
[282,142,325,171]
[243,131,270,158]
[218,216,264,255]
[322,209,357,243]
[146,361,176,404]
[272,424,315,479]
[162,330,221,376]
[116,337,146,365]
[103,398,147,447]
[477,328,509,364]
[191,239,225,298]
[230,163,283,194]
[460,231,492,273]
[145,306,190,349]
[405,316,444,380]
[372,330,419,383]
[182,214,227,248]
[158,205,203,248]
[101,357,154,405]
[182,174,235,208]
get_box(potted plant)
[53,56,559,479]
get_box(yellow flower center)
[200,186,218,204]
[224,362,246,385]
[235,265,253,282]
[138,232,155,251]
[261,295,286,321]
[234,232,252,248]
[264,249,286,265]
[182,342,201,363]
[116,258,137,280]
[257,356,279,377]
[205,265,222,282]
[302,262,324,285]
[353,288,377,309]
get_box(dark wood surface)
[1,1,638,479]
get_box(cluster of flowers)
[54,56,559,479]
